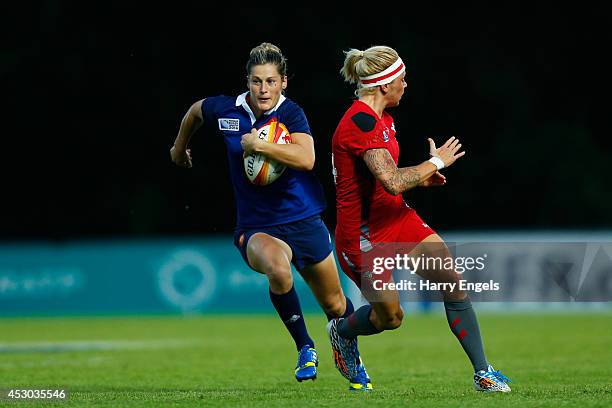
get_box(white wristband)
[428,156,445,170]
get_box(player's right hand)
[428,136,465,168]
[170,146,192,168]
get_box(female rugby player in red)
[170,43,365,388]
[327,45,511,393]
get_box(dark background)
[3,3,611,240]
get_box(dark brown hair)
[246,42,288,77]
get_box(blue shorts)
[233,215,333,271]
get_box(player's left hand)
[170,146,193,168]
[419,171,446,187]
[241,128,262,154]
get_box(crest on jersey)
[218,118,240,131]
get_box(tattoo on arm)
[363,149,395,178]
[396,167,421,191]
[363,149,422,195]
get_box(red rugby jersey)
[332,100,411,254]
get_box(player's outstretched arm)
[363,136,465,195]
[363,149,435,195]
[241,130,315,171]
[171,99,204,168]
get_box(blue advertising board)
[0,238,342,316]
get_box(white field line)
[0,339,199,353]
[0,356,110,369]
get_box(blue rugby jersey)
[201,92,326,228]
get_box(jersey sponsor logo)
[218,118,240,131]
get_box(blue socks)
[269,286,358,349]
[269,285,314,350]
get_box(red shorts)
[337,208,436,288]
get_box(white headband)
[359,57,405,88]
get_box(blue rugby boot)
[349,358,373,392]
[295,345,318,382]
[327,318,372,390]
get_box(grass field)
[0,313,611,407]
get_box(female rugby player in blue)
[170,43,367,389]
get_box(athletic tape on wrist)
[428,156,445,170]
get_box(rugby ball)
[244,119,292,185]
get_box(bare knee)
[264,259,293,293]
[321,296,345,318]
[247,236,293,293]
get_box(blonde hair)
[340,46,400,96]
[246,42,288,77]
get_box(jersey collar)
[235,91,286,125]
